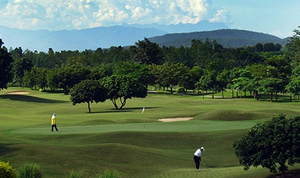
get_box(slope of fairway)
[10,119,260,135]
[1,88,300,178]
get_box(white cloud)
[0,0,210,30]
[209,8,229,23]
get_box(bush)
[17,163,42,178]
[66,170,85,178]
[0,160,17,178]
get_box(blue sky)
[0,0,299,38]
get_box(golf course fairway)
[0,88,299,177]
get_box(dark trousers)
[193,155,200,169]
[51,125,58,132]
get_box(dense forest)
[1,27,300,102]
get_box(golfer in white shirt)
[193,147,205,169]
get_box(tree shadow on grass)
[0,143,19,156]
[266,169,300,178]
[91,107,160,114]
[0,95,68,103]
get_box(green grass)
[0,87,300,178]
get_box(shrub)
[17,163,42,178]
[0,160,17,178]
[66,170,85,178]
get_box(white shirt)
[194,149,202,157]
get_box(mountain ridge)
[149,29,289,48]
[0,25,166,51]
[0,24,289,51]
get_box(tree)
[233,114,300,176]
[287,26,300,63]
[254,43,263,52]
[47,64,91,94]
[101,75,147,109]
[0,38,3,48]
[13,57,33,87]
[261,55,291,101]
[0,44,13,90]
[129,38,163,64]
[217,70,230,98]
[197,69,219,98]
[245,64,266,100]
[286,63,300,100]
[23,67,48,90]
[286,76,300,100]
[70,80,107,113]
[150,63,190,94]
[189,66,204,93]
[232,69,253,98]
[113,61,151,86]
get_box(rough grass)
[0,88,300,178]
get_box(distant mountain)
[125,20,228,33]
[0,23,289,52]
[0,25,166,51]
[149,29,289,48]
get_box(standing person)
[193,147,205,169]
[51,113,59,132]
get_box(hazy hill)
[126,20,228,33]
[149,29,289,48]
[0,23,289,52]
[0,21,228,51]
[0,25,166,51]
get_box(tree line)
[1,27,300,108]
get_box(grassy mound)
[198,110,269,121]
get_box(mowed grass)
[0,87,300,178]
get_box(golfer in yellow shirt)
[51,113,59,132]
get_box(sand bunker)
[158,117,193,122]
[7,91,29,95]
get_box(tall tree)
[47,64,91,94]
[113,61,151,87]
[0,38,3,48]
[150,63,189,94]
[13,57,33,87]
[287,26,300,63]
[262,55,291,101]
[130,38,163,65]
[217,70,230,98]
[286,63,300,100]
[0,42,13,90]
[23,67,48,90]
[197,69,219,98]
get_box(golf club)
[201,161,207,169]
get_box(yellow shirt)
[51,117,56,125]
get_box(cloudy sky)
[0,0,299,38]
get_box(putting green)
[10,120,259,135]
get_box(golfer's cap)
[201,147,205,151]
